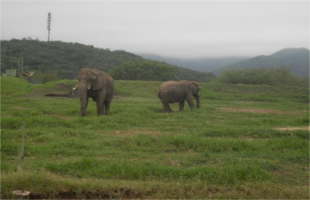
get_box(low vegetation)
[1,76,309,199]
[217,67,309,87]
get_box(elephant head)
[76,68,107,116]
[189,81,200,109]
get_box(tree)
[110,61,177,81]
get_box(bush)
[31,71,59,83]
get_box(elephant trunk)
[78,86,88,117]
[195,95,200,109]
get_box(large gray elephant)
[73,68,115,116]
[158,80,200,113]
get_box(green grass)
[1,77,309,199]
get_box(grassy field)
[1,76,309,199]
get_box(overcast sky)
[1,0,309,58]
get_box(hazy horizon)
[136,46,310,59]
[1,0,309,58]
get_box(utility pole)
[17,57,24,75]
[47,12,52,41]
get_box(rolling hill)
[214,48,309,77]
[1,39,143,79]
[0,39,214,82]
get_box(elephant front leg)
[96,95,105,116]
[179,100,185,111]
[95,90,106,116]
[195,95,200,109]
[96,101,104,116]
[186,94,195,109]
[163,102,173,113]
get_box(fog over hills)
[140,48,309,77]
[138,54,249,72]
[214,48,309,77]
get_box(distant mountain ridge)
[138,54,248,72]
[214,48,309,77]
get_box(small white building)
[6,69,17,77]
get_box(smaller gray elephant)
[158,80,200,113]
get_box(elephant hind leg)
[179,100,185,111]
[96,96,105,116]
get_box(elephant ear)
[91,71,106,91]
[191,81,200,93]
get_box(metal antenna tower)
[47,12,52,41]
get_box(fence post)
[14,123,31,199]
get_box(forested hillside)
[1,39,215,82]
[1,39,143,79]
[110,60,215,82]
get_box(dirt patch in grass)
[106,128,164,136]
[166,158,180,166]
[218,107,305,115]
[275,126,310,131]
[57,115,75,120]
[29,188,145,199]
